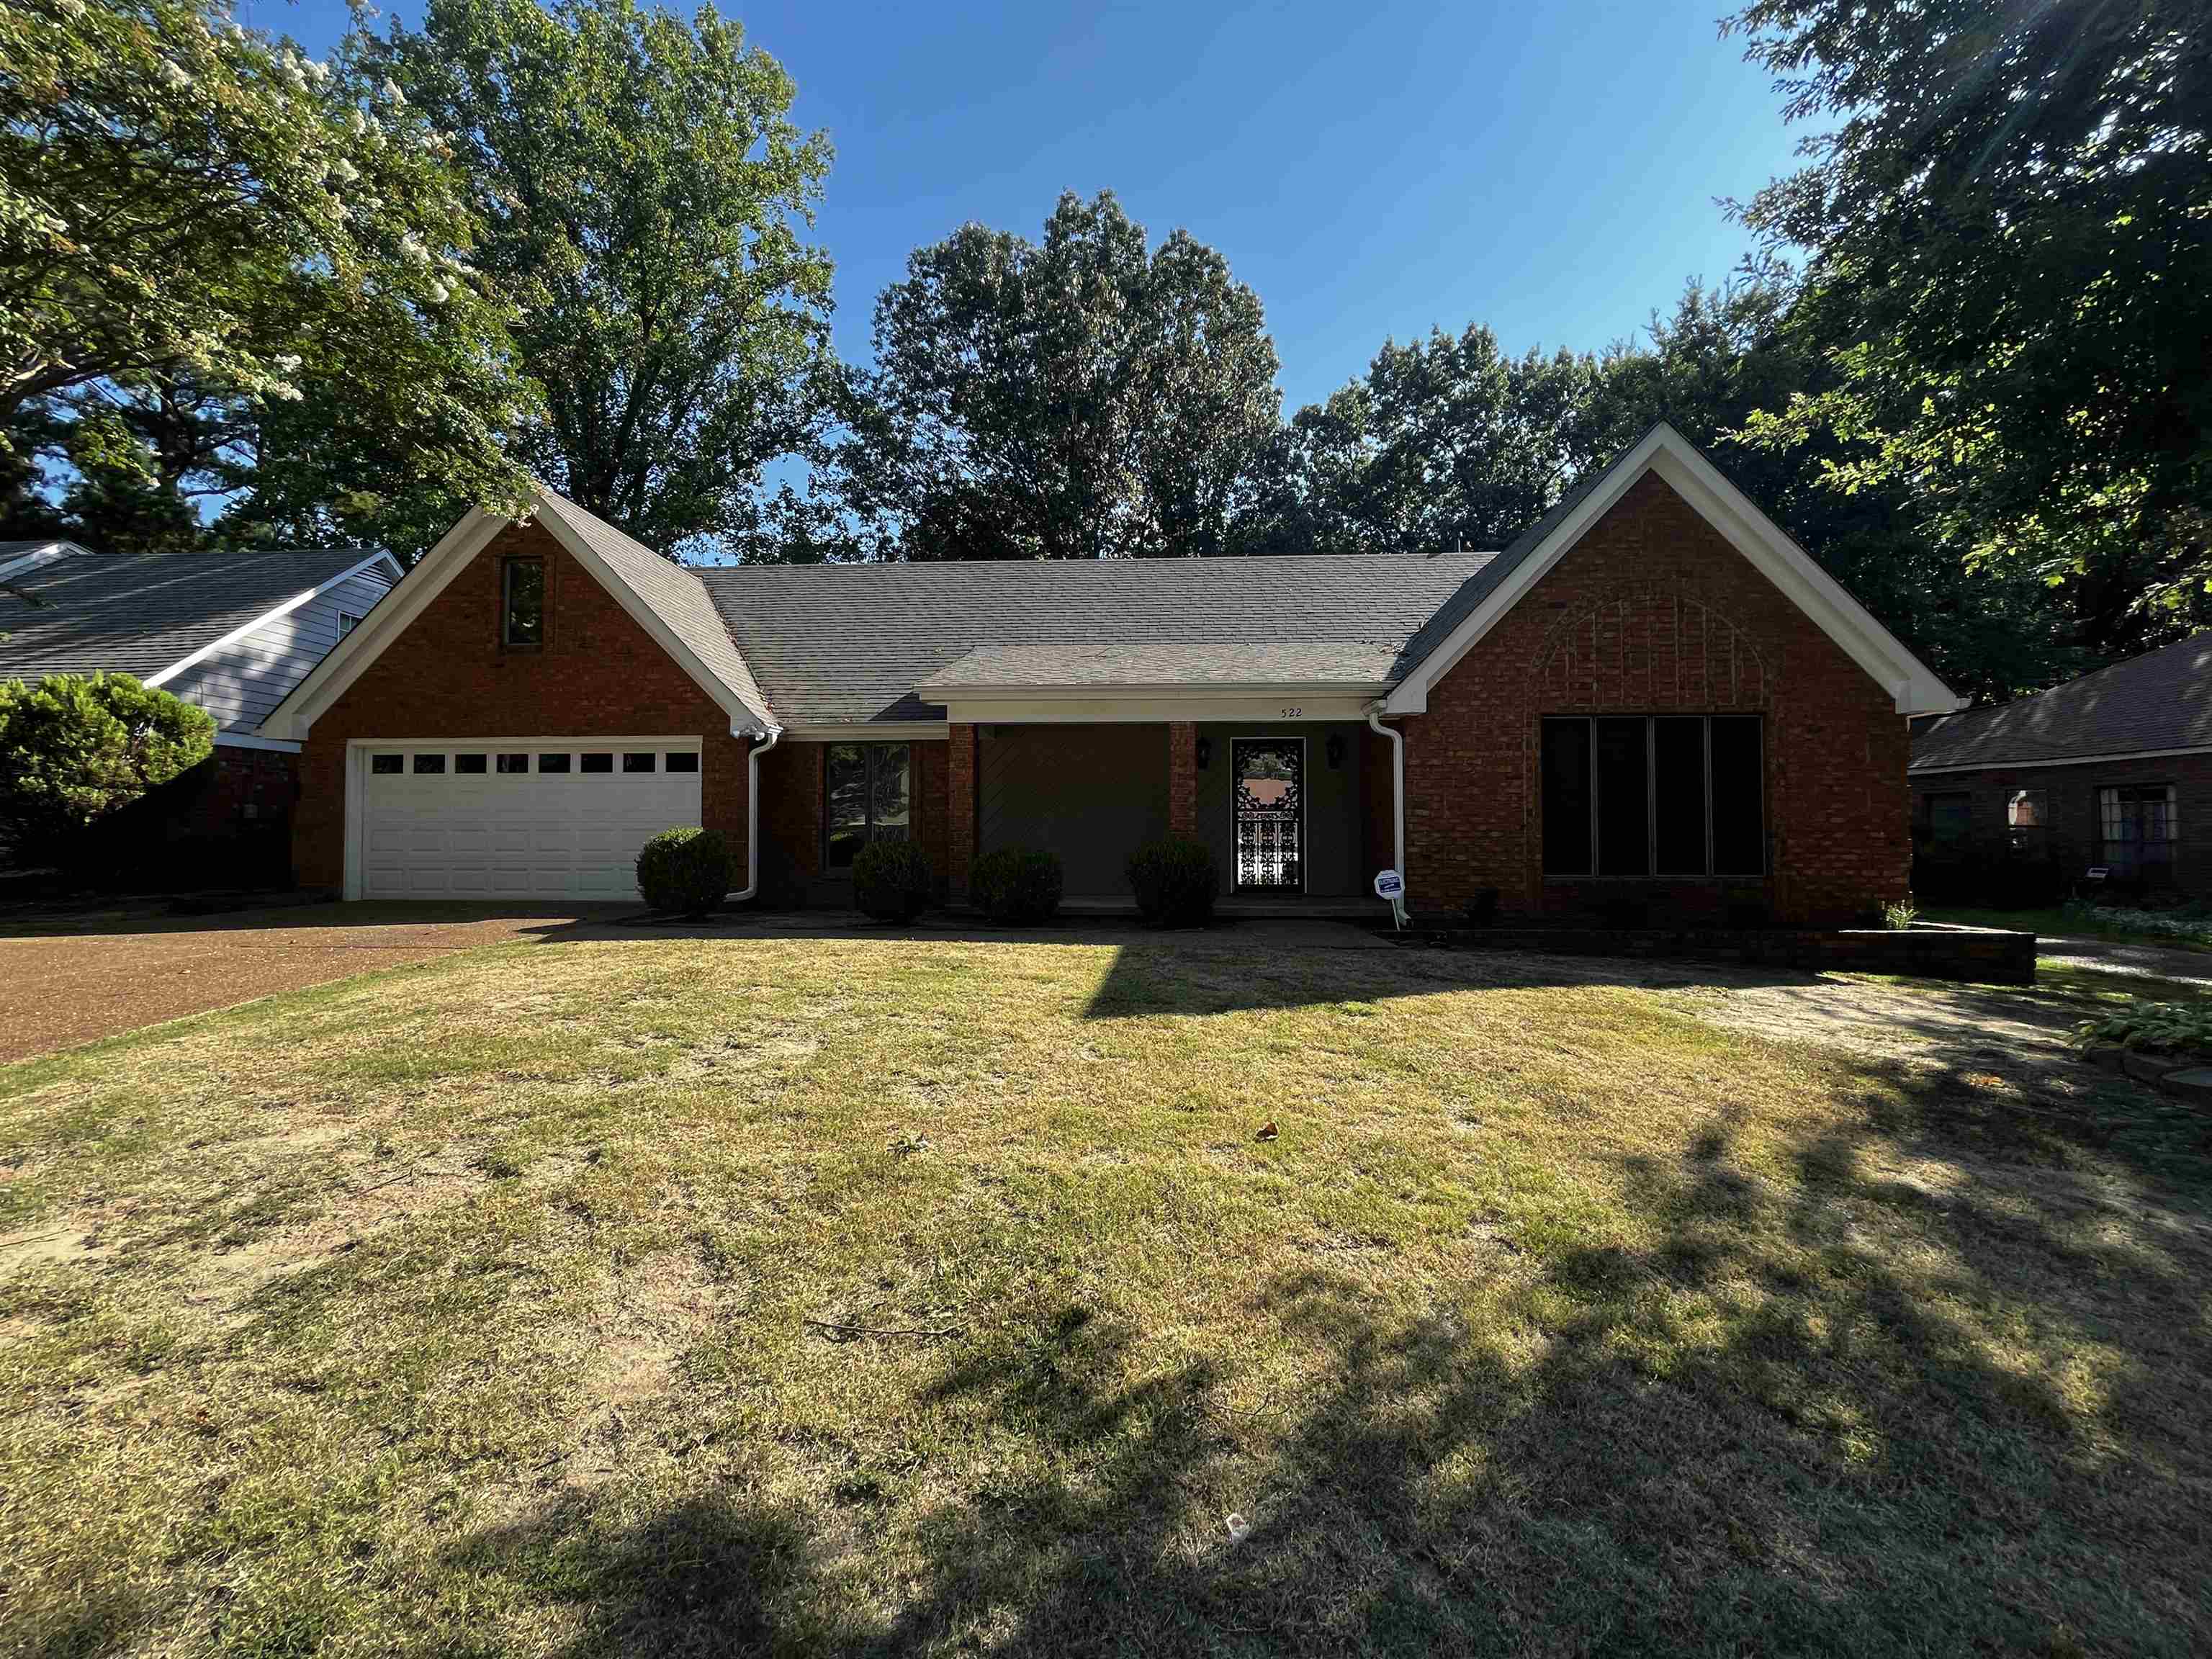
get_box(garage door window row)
[369,750,699,776]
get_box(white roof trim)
[1911,742,2212,775]
[145,549,403,691]
[1381,423,1964,718]
[525,493,768,732]
[258,511,508,739]
[0,540,91,581]
[785,721,951,741]
[213,729,302,753]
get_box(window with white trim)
[2008,788,2046,850]
[824,743,912,870]
[338,611,363,637]
[2098,784,2177,878]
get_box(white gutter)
[725,723,783,904]
[1366,703,1408,929]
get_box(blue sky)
[264,0,1805,413]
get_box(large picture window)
[1541,715,1763,878]
[2098,783,2177,878]
[825,743,912,870]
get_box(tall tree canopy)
[824,190,1281,560]
[1238,325,1596,557]
[1725,0,2212,660]
[0,0,531,555]
[354,0,835,560]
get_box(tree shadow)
[444,1051,2211,1655]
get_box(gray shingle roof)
[0,546,385,683]
[1911,633,2212,771]
[535,489,773,729]
[917,641,1407,690]
[696,553,1493,724]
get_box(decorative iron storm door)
[1233,739,1304,891]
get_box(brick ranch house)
[1911,632,2212,897]
[257,425,1960,925]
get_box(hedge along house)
[257,424,1960,924]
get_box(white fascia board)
[1910,743,2212,775]
[212,729,302,753]
[785,722,951,741]
[148,549,405,693]
[258,511,508,739]
[0,541,78,581]
[941,693,1376,725]
[917,679,1393,702]
[526,494,761,731]
[1381,424,1964,718]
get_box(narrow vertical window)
[1709,717,1763,876]
[503,557,544,647]
[824,744,914,870]
[1540,719,1592,876]
[1593,716,1650,876]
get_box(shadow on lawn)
[448,1058,2211,1657]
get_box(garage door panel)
[356,739,703,901]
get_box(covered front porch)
[956,717,1390,906]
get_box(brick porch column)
[947,721,978,900]
[1167,721,1198,838]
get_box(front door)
[1233,738,1304,891]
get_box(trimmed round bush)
[1126,836,1218,927]
[971,845,1064,925]
[853,837,932,922]
[635,827,733,916]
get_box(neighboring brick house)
[0,539,401,878]
[259,423,1959,925]
[1910,634,2212,897]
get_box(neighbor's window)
[1922,791,1972,845]
[2098,783,2177,878]
[2008,788,2046,850]
[824,743,912,870]
[1540,715,1763,877]
[338,610,363,637]
[502,556,544,647]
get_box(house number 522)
[1277,706,1303,719]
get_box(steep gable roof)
[1911,634,2212,772]
[0,546,394,683]
[1380,422,1961,718]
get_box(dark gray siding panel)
[977,724,1169,896]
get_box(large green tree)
[354,0,835,560]
[1238,325,1596,557]
[0,0,531,554]
[1725,0,2212,661]
[825,190,1282,561]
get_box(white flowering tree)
[0,0,533,554]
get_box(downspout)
[1365,703,1408,930]
[724,723,783,904]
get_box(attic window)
[338,611,363,637]
[502,557,544,647]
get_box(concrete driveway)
[0,902,629,1062]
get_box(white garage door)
[354,739,704,900]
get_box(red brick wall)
[1167,721,1198,837]
[1400,471,1911,927]
[1912,753,2212,893]
[292,521,748,890]
[947,724,977,899]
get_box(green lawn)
[4,930,2208,1656]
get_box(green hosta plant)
[2072,1001,2212,1058]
